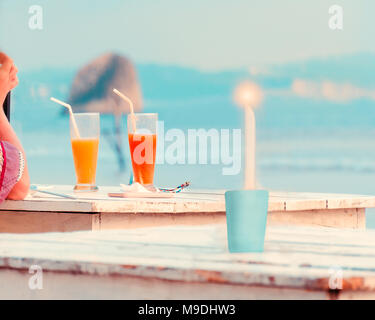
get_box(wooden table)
[0,185,374,233]
[1,224,375,300]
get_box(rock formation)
[69,53,142,115]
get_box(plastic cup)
[225,190,269,253]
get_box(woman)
[0,52,30,201]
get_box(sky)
[0,0,373,71]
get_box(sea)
[9,56,375,228]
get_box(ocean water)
[9,62,375,228]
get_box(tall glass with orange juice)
[70,113,100,192]
[127,113,157,190]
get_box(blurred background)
[1,0,375,225]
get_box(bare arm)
[0,52,30,199]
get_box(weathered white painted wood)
[0,211,99,233]
[268,208,366,229]
[0,186,372,232]
[0,269,328,300]
[1,185,374,214]
[0,207,364,234]
[1,225,375,299]
[99,212,226,231]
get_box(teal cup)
[225,190,269,253]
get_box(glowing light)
[233,81,263,108]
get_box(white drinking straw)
[113,88,137,132]
[50,97,81,139]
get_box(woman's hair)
[3,92,10,121]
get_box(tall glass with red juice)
[127,113,157,189]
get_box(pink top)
[0,141,24,203]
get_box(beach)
[1,0,375,303]
[7,65,375,228]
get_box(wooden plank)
[99,212,226,230]
[0,186,374,214]
[0,198,94,213]
[0,207,363,234]
[0,268,328,300]
[271,191,375,212]
[0,186,373,232]
[100,208,365,231]
[2,225,375,298]
[91,199,226,214]
[268,208,366,229]
[0,208,366,235]
[0,211,99,233]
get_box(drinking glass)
[70,113,100,192]
[127,113,157,190]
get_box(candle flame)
[233,81,263,108]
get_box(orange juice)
[71,138,99,185]
[128,133,157,185]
